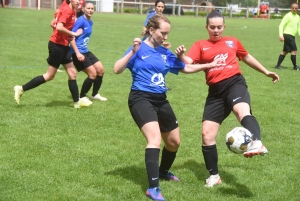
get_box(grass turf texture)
[0,8,300,200]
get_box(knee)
[67,70,77,80]
[88,73,97,80]
[43,74,55,81]
[202,129,216,146]
[165,139,180,151]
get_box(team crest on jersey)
[161,54,167,64]
[225,41,234,48]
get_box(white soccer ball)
[225,127,253,154]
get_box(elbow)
[113,69,119,74]
[113,66,122,74]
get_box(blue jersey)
[143,11,156,26]
[70,15,93,54]
[125,42,185,93]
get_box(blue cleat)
[146,187,165,201]
[159,171,180,181]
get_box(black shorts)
[72,51,99,72]
[203,74,251,124]
[128,90,178,132]
[283,34,297,52]
[47,41,72,68]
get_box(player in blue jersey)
[114,14,221,201]
[70,1,107,101]
[142,0,165,37]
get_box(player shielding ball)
[114,14,221,201]
[178,11,279,187]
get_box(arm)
[175,45,222,73]
[180,58,222,74]
[279,14,288,41]
[242,54,279,83]
[113,38,141,74]
[175,45,194,64]
[70,39,85,62]
[56,22,83,37]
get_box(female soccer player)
[178,11,280,187]
[14,0,92,108]
[114,14,221,201]
[70,1,107,101]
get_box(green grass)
[0,8,300,200]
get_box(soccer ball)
[225,127,253,154]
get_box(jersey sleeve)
[279,14,289,37]
[57,8,72,25]
[235,39,248,60]
[72,17,83,32]
[124,46,137,70]
[165,49,185,75]
[187,41,201,64]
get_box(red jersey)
[50,1,76,46]
[187,37,248,85]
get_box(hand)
[50,19,56,28]
[279,36,284,42]
[266,71,280,83]
[209,58,223,68]
[162,42,171,49]
[132,38,141,53]
[73,28,83,37]
[76,52,85,62]
[175,45,186,56]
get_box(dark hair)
[144,13,170,36]
[155,0,165,6]
[206,10,225,25]
[66,0,70,4]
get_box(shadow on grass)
[175,159,253,198]
[45,100,71,107]
[104,165,148,192]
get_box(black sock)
[241,115,261,140]
[92,76,103,96]
[22,75,46,91]
[145,148,160,188]
[80,77,94,98]
[159,147,177,176]
[68,80,79,102]
[276,54,285,67]
[202,145,218,175]
[291,55,297,67]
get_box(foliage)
[1,8,300,201]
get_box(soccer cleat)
[146,187,165,201]
[275,65,284,70]
[294,65,300,70]
[91,94,107,101]
[159,171,180,181]
[205,174,222,187]
[14,85,24,104]
[243,140,268,158]
[74,97,93,108]
[166,86,172,91]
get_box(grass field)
[1,8,300,201]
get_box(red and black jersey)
[187,37,248,85]
[50,0,76,46]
